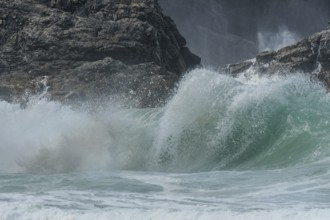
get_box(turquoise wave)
[152,69,330,171]
[1,69,330,173]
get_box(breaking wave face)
[1,69,330,173]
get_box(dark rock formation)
[225,28,330,88]
[0,0,200,107]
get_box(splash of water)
[257,25,301,51]
[1,69,330,173]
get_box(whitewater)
[1,68,330,219]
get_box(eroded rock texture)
[0,0,200,107]
[226,29,330,88]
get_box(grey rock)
[0,0,200,107]
[225,29,330,88]
[227,60,254,76]
[47,57,179,107]
[256,51,276,63]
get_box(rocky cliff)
[226,28,330,88]
[0,0,200,107]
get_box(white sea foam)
[2,207,330,220]
[0,68,330,173]
[1,67,330,219]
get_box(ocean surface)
[1,68,330,219]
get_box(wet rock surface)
[226,29,330,88]
[0,0,200,107]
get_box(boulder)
[0,0,200,107]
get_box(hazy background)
[159,0,330,67]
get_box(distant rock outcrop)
[226,29,330,88]
[0,0,200,107]
[159,0,330,67]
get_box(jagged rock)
[225,29,330,88]
[227,60,254,76]
[0,0,200,107]
[256,51,276,63]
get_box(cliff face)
[0,0,200,107]
[226,28,330,88]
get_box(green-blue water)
[1,69,330,219]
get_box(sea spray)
[2,68,330,219]
[153,69,330,171]
[257,25,301,51]
[1,69,330,173]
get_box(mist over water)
[160,0,330,66]
[2,1,330,219]
[1,69,330,174]
[2,69,330,219]
[257,26,301,51]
